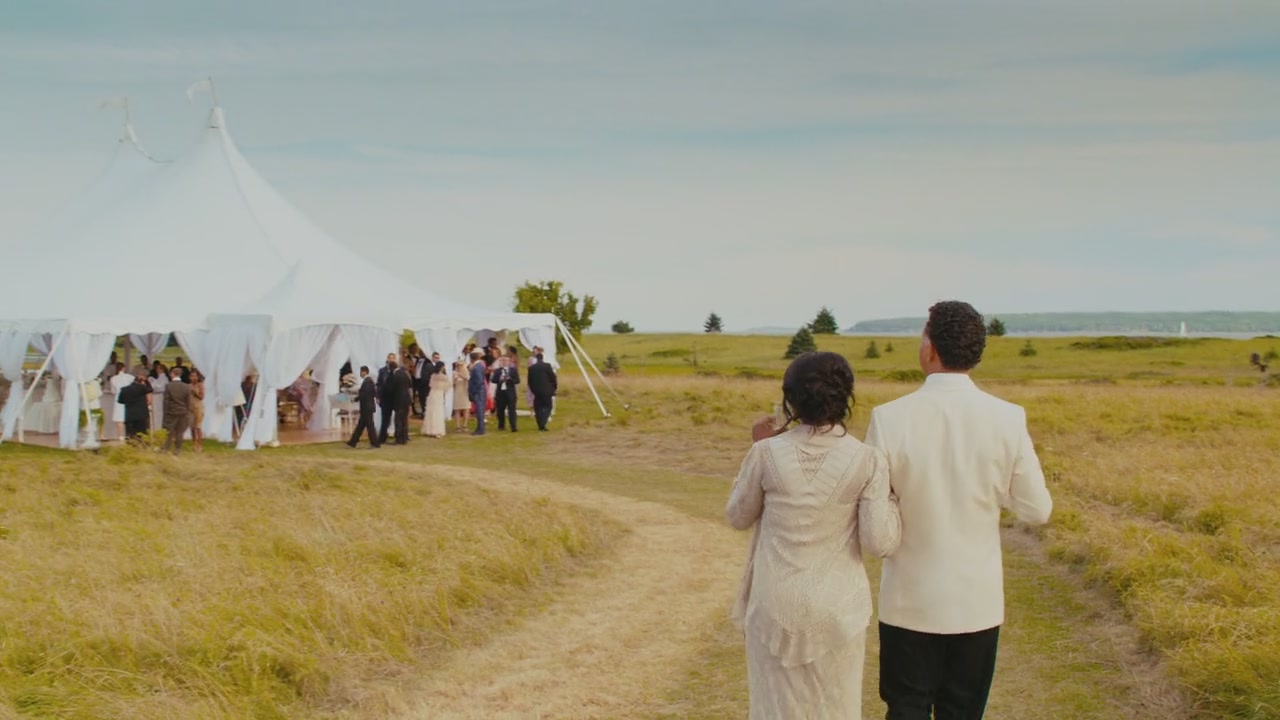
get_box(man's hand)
[752,416,786,443]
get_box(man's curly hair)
[925,301,987,371]
[781,352,855,429]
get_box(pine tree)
[704,312,724,333]
[987,317,1007,336]
[784,327,817,359]
[604,352,623,374]
[865,340,881,359]
[1019,340,1038,357]
[809,307,839,335]
[884,341,895,353]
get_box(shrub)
[1019,340,1039,357]
[987,317,1007,336]
[884,342,894,353]
[808,307,839,335]
[864,340,880,359]
[610,321,635,334]
[783,327,817,359]
[603,353,622,375]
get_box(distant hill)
[849,311,1280,334]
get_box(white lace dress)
[727,425,901,719]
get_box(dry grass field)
[1,332,1277,718]
[0,444,621,719]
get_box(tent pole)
[555,318,608,418]
[4,327,66,445]
[559,319,626,406]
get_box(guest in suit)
[408,344,427,417]
[347,366,380,448]
[389,361,413,444]
[117,372,153,441]
[161,368,194,454]
[527,352,557,432]
[174,357,190,383]
[468,351,488,436]
[376,353,398,443]
[373,353,399,443]
[865,301,1053,719]
[491,355,520,432]
[132,355,150,377]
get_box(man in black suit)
[347,366,380,448]
[491,355,520,432]
[377,353,399,445]
[117,372,153,441]
[388,361,414,444]
[527,352,557,431]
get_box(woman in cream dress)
[421,365,451,438]
[727,351,901,719]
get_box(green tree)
[704,313,724,334]
[603,352,622,374]
[784,327,817,359]
[1019,340,1038,357]
[513,280,598,351]
[865,340,881,359]
[987,317,1007,336]
[809,307,839,335]
[884,341,895,353]
[611,320,635,334]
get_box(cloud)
[1,1,1278,330]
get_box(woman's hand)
[752,416,786,443]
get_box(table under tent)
[0,101,612,451]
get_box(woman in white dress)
[108,363,132,440]
[421,364,451,437]
[726,351,901,719]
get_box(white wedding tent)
[0,100,609,450]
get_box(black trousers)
[533,394,553,430]
[378,404,394,445]
[349,410,379,447]
[414,377,428,415]
[495,390,517,430]
[125,416,149,440]
[880,622,1000,720]
[393,401,411,443]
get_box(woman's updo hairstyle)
[781,351,855,429]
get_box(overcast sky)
[1,1,1277,331]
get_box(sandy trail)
[394,465,744,720]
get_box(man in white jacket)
[865,300,1053,719]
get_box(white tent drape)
[418,328,462,363]
[339,325,398,375]
[518,326,559,368]
[0,331,31,442]
[206,324,268,442]
[337,324,397,430]
[53,332,116,449]
[129,332,169,358]
[307,331,348,432]
[238,325,337,450]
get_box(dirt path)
[394,465,744,719]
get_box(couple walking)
[728,301,1054,719]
